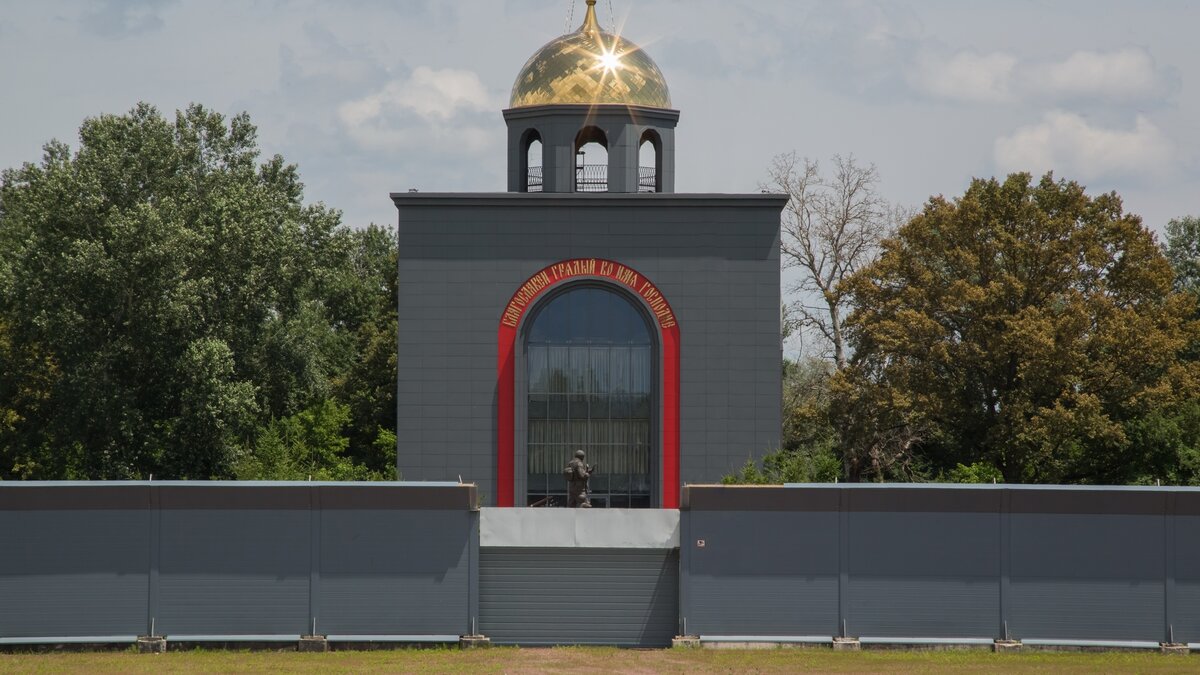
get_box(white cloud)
[338,66,495,152]
[1023,47,1171,102]
[909,46,1175,105]
[994,111,1173,180]
[340,66,490,125]
[907,50,1016,103]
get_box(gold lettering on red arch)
[500,258,677,330]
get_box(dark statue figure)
[564,449,595,508]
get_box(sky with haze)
[1,0,1197,236]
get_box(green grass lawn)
[0,646,1195,674]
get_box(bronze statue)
[564,449,595,508]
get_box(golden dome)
[509,0,671,109]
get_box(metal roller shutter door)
[480,547,678,646]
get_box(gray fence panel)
[157,507,311,636]
[1009,512,1164,642]
[318,509,472,636]
[846,511,1000,639]
[686,511,838,636]
[0,482,477,643]
[682,485,1200,646]
[1173,513,1200,644]
[0,508,149,639]
[480,547,677,646]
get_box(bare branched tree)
[766,153,900,370]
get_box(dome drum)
[504,104,678,194]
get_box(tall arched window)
[525,285,654,507]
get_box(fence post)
[146,484,160,638]
[677,505,690,636]
[308,485,321,637]
[837,487,849,638]
[999,487,1011,641]
[1164,491,1176,645]
[468,508,481,637]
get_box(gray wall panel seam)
[1000,487,1010,641]
[148,484,160,637]
[309,485,320,637]
[838,488,849,638]
[470,509,480,637]
[679,510,690,636]
[1165,491,1175,644]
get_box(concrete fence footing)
[832,637,861,651]
[136,637,166,654]
[459,635,491,649]
[993,640,1023,653]
[671,635,701,648]
[297,636,328,652]
[1160,643,1190,655]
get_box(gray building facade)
[393,195,784,507]
[393,2,786,507]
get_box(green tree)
[1164,215,1200,296]
[233,400,385,481]
[840,173,1198,484]
[0,103,395,480]
[331,225,399,475]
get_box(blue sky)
[2,0,1197,235]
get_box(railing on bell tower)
[525,165,659,193]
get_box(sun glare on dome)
[597,48,622,73]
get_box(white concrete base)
[480,507,679,548]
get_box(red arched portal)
[497,259,680,508]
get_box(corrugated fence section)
[0,482,478,644]
[680,485,1200,647]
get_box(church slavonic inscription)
[500,258,677,330]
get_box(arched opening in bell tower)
[574,126,608,192]
[520,129,543,193]
[639,129,662,193]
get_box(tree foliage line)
[0,104,397,480]
[731,155,1200,486]
[4,105,1198,486]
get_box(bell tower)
[503,0,679,193]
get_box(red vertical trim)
[496,259,680,508]
[497,324,517,508]
[661,328,680,509]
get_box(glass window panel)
[588,393,609,419]
[528,394,548,421]
[589,347,611,392]
[547,394,568,420]
[590,470,609,492]
[547,346,570,393]
[567,394,590,420]
[568,419,589,447]
[568,347,589,392]
[610,395,635,419]
[630,346,651,393]
[527,345,549,393]
[528,420,550,445]
[631,394,651,420]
